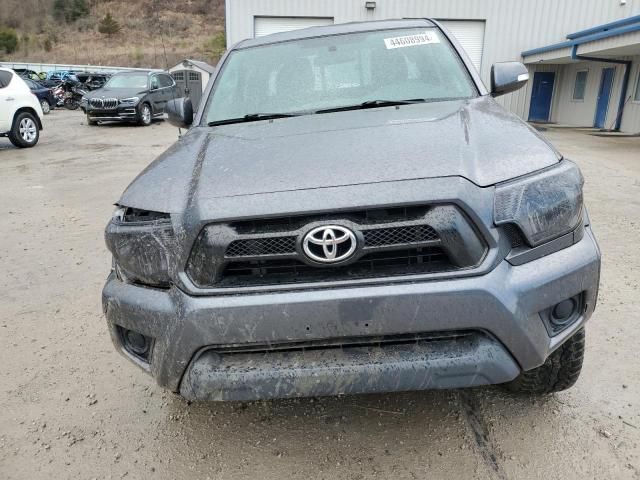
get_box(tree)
[203,32,225,63]
[53,0,89,23]
[52,0,67,22]
[70,0,89,22]
[0,27,18,54]
[98,13,120,36]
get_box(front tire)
[40,99,51,115]
[64,98,79,110]
[8,112,40,148]
[86,114,98,126]
[137,103,152,126]
[505,328,585,394]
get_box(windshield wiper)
[315,99,427,114]
[208,112,303,126]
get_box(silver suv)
[102,19,600,401]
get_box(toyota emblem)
[302,225,357,263]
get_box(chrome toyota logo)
[302,225,357,263]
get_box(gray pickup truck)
[102,19,600,401]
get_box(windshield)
[205,27,476,124]
[105,74,148,89]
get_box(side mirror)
[491,62,529,97]
[166,97,193,129]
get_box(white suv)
[0,67,44,148]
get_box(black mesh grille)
[364,225,438,247]
[220,247,450,287]
[224,225,439,258]
[230,205,431,234]
[186,204,487,289]
[207,331,475,354]
[226,237,297,257]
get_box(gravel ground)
[0,110,639,480]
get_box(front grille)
[220,247,450,287]
[187,204,487,289]
[223,225,439,258]
[364,225,438,247]
[230,205,431,234]
[89,97,118,109]
[206,330,475,354]
[226,237,297,257]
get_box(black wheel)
[8,112,40,148]
[137,103,152,126]
[86,114,98,126]
[505,328,585,394]
[64,98,79,110]
[40,99,51,115]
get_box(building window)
[573,70,588,100]
[634,67,640,102]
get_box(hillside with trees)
[0,0,226,68]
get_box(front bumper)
[87,106,138,122]
[102,226,600,400]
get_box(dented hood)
[119,95,560,213]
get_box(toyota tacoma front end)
[102,19,600,401]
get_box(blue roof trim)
[522,40,574,57]
[522,21,640,57]
[567,14,640,39]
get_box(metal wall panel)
[439,20,485,71]
[254,16,334,37]
[539,56,640,133]
[226,0,640,124]
[620,59,640,132]
[552,61,620,128]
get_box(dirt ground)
[0,110,639,480]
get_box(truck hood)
[119,95,561,213]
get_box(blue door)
[594,67,615,129]
[528,72,555,122]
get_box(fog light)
[541,293,583,336]
[119,327,152,360]
[551,299,576,325]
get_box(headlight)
[105,206,174,288]
[494,160,583,247]
[119,96,140,105]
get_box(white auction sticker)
[384,31,440,49]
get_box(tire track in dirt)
[459,390,509,480]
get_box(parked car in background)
[103,20,600,401]
[0,67,44,148]
[39,70,78,88]
[54,75,88,110]
[76,72,112,91]
[13,68,41,81]
[83,70,177,126]
[23,78,57,114]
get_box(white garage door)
[254,17,485,71]
[254,16,335,37]
[438,20,486,71]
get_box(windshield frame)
[197,24,482,127]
